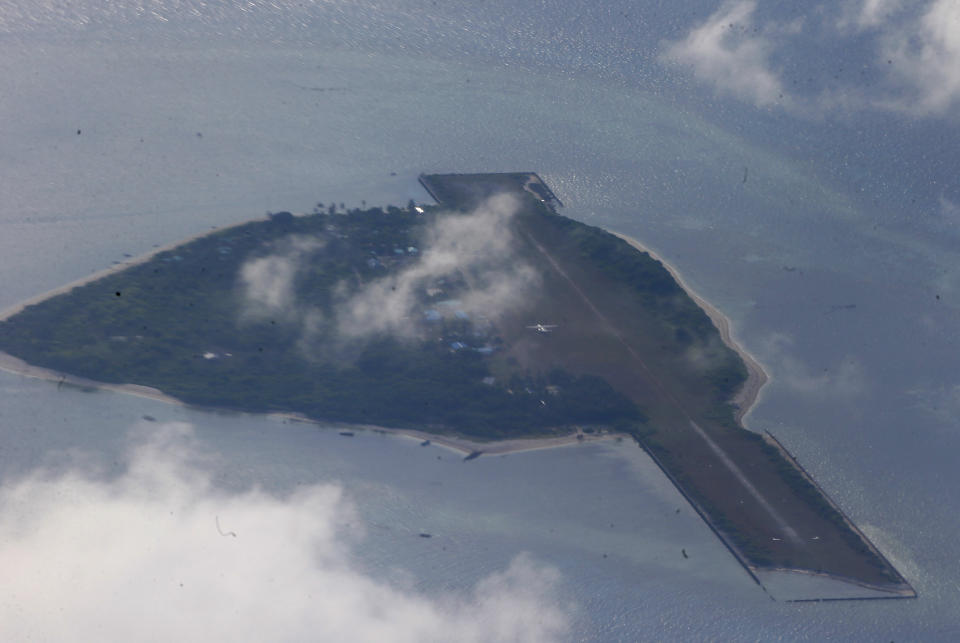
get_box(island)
[0,172,915,601]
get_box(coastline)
[611,232,769,425]
[0,351,626,458]
[381,426,625,456]
[755,566,917,600]
[760,430,916,597]
[0,350,186,407]
[272,414,627,456]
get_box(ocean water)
[1,1,959,639]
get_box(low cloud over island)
[337,193,538,340]
[237,194,540,350]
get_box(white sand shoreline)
[270,413,628,456]
[612,232,769,425]
[0,350,185,406]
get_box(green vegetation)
[0,202,649,439]
[521,208,748,407]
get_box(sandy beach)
[0,218,761,456]
[270,413,627,456]
[0,350,185,406]
[612,232,769,425]
[386,427,625,456]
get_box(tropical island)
[0,172,914,600]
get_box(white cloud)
[239,235,325,322]
[661,0,786,107]
[839,0,907,30]
[241,252,299,313]
[664,0,960,118]
[236,195,540,352]
[940,194,960,222]
[760,333,868,398]
[0,423,571,642]
[878,0,960,115]
[337,193,539,340]
[683,333,731,374]
[906,381,960,429]
[925,193,960,238]
[238,235,331,351]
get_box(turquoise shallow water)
[1,2,959,639]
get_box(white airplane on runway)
[526,323,558,333]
